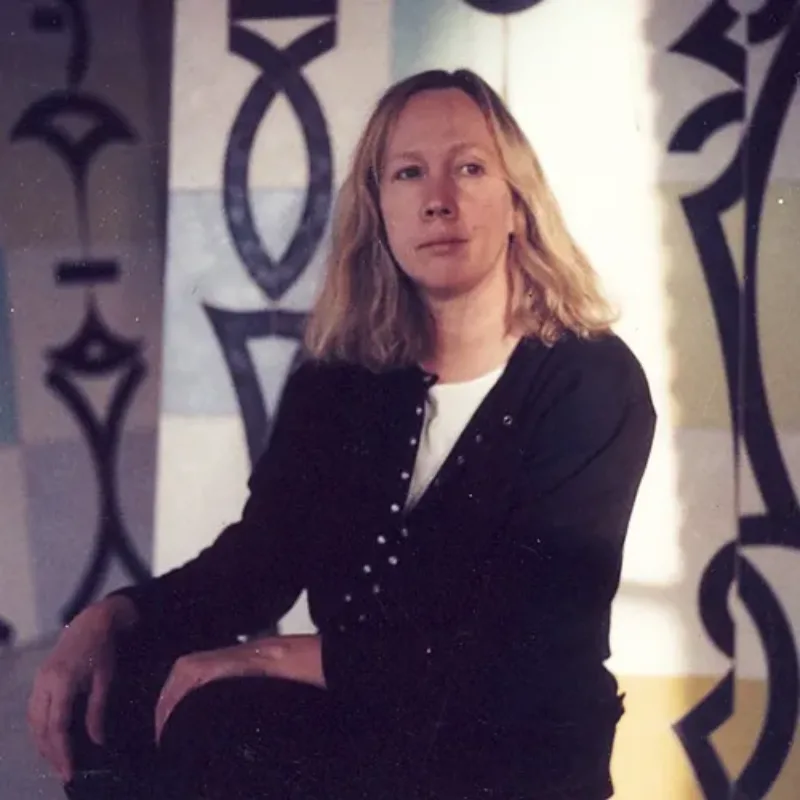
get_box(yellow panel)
[613,675,800,799]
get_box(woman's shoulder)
[284,355,390,410]
[521,331,651,407]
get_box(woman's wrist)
[94,595,141,633]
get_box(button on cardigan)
[111,332,656,780]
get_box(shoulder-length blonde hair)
[304,68,616,371]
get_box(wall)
[157,1,800,797]
[2,1,797,798]
[0,0,171,645]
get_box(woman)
[28,69,656,800]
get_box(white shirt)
[405,364,506,510]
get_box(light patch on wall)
[153,415,251,575]
[391,0,505,90]
[503,0,685,626]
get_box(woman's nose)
[421,173,458,220]
[423,200,454,219]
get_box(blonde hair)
[304,68,616,371]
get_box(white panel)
[153,415,251,575]
[508,0,743,189]
[153,414,316,634]
[613,429,736,676]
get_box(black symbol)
[230,0,337,20]
[56,259,120,285]
[46,297,150,624]
[8,0,150,618]
[204,5,336,464]
[11,92,137,248]
[461,0,547,15]
[223,21,334,301]
[668,2,800,797]
[31,0,90,87]
[203,306,308,464]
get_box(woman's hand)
[27,596,139,783]
[154,634,325,743]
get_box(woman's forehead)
[384,90,496,155]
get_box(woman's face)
[379,88,515,301]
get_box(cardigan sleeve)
[321,342,656,725]
[106,363,320,652]
[443,349,657,723]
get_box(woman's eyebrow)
[385,141,489,164]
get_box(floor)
[1,636,66,800]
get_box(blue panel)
[24,430,157,632]
[162,188,324,417]
[0,248,19,445]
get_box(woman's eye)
[460,162,485,176]
[394,165,422,180]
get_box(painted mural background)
[1,1,797,798]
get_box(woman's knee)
[155,677,334,798]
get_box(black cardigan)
[114,332,655,784]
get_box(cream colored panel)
[170,0,392,191]
[756,183,800,431]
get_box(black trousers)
[64,630,616,800]
[64,630,419,800]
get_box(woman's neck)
[421,299,520,383]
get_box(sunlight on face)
[379,88,515,301]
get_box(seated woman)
[28,68,656,800]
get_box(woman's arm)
[106,363,321,652]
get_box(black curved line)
[668,0,745,86]
[224,22,334,301]
[204,305,270,464]
[735,554,799,797]
[668,90,744,153]
[748,0,796,44]
[62,0,90,86]
[461,0,546,13]
[679,151,743,436]
[10,92,138,169]
[672,669,734,798]
[698,540,736,658]
[11,91,138,245]
[742,9,800,525]
[100,361,152,581]
[47,360,151,619]
[48,298,139,375]
[105,357,146,457]
[61,520,109,624]
[46,369,106,462]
